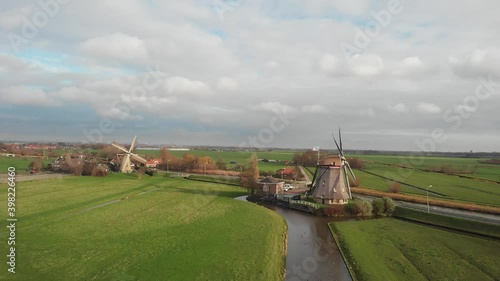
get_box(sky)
[0,0,499,152]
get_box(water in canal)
[236,196,352,281]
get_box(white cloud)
[163,76,211,96]
[250,102,297,114]
[417,103,441,114]
[80,32,149,64]
[348,54,385,76]
[387,103,409,113]
[0,54,31,72]
[301,104,329,114]
[319,53,342,75]
[449,48,500,78]
[0,86,57,106]
[393,56,436,77]
[217,77,238,91]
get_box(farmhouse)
[256,176,285,196]
[276,166,297,179]
[145,159,162,169]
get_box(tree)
[293,150,321,166]
[389,181,401,193]
[240,154,259,194]
[346,157,364,169]
[353,199,372,216]
[28,160,44,171]
[99,145,120,160]
[160,147,171,163]
[215,158,227,170]
[372,198,385,216]
[382,197,395,216]
[183,154,198,170]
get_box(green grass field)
[0,174,287,281]
[330,219,500,281]
[352,154,500,182]
[0,156,52,173]
[355,161,500,207]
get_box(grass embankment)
[393,207,500,239]
[351,187,500,214]
[0,174,287,281]
[330,218,500,281]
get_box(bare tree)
[240,154,259,194]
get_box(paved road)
[355,194,500,225]
[298,166,312,185]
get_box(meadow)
[354,160,500,207]
[138,149,298,174]
[330,218,500,281]
[0,174,287,281]
[0,156,52,173]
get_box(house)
[145,159,162,169]
[256,176,285,196]
[276,166,297,179]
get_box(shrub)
[382,197,395,216]
[389,181,401,193]
[323,205,347,217]
[353,199,372,216]
[347,158,365,169]
[372,198,385,216]
[349,177,361,187]
[91,167,109,177]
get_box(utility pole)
[427,185,432,213]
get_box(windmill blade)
[112,142,129,153]
[332,133,343,156]
[130,153,147,164]
[128,136,138,153]
[343,165,352,199]
[345,161,356,179]
[338,127,343,153]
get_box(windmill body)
[309,130,356,205]
[112,136,147,173]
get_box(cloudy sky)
[1,0,499,152]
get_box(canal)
[236,196,352,281]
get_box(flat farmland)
[0,174,287,281]
[330,218,500,281]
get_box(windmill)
[308,129,357,205]
[111,136,147,173]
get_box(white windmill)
[111,136,147,173]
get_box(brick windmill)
[309,129,356,205]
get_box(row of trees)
[323,197,395,217]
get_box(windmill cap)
[318,155,342,166]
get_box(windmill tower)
[111,136,147,173]
[309,129,356,205]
